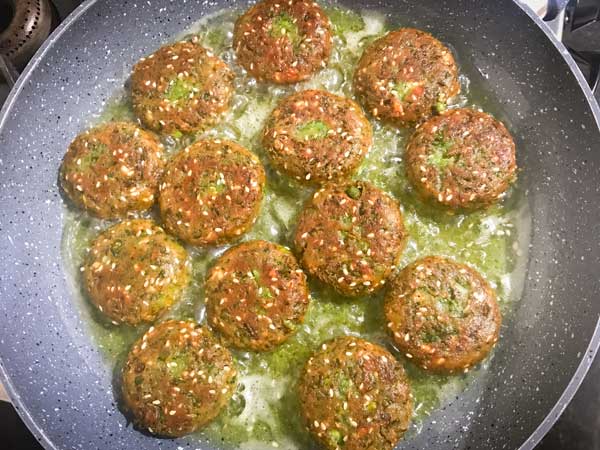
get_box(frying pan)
[0,0,599,449]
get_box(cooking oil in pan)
[61,5,531,449]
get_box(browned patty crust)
[131,40,234,134]
[60,122,165,219]
[158,139,265,247]
[405,108,517,210]
[233,0,332,84]
[262,89,372,184]
[122,320,237,437]
[298,336,412,450]
[384,256,501,373]
[205,240,310,351]
[84,219,189,325]
[294,181,407,297]
[354,28,460,127]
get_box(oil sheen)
[61,5,531,450]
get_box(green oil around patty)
[61,5,531,450]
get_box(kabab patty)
[294,181,407,297]
[354,28,460,127]
[122,320,237,437]
[233,0,333,84]
[262,89,372,184]
[84,219,189,325]
[159,139,265,247]
[60,122,165,219]
[298,336,412,450]
[131,40,234,135]
[405,108,517,210]
[205,240,310,351]
[384,256,501,373]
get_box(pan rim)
[0,1,598,450]
[512,2,600,449]
[0,4,98,449]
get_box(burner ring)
[0,0,55,71]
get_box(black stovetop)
[0,1,599,449]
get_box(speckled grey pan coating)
[0,1,599,449]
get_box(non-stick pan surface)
[0,1,599,449]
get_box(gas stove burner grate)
[0,0,56,81]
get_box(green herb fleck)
[435,295,465,318]
[337,372,352,397]
[421,321,457,343]
[197,173,226,198]
[260,287,273,299]
[165,78,196,103]
[435,101,447,113]
[295,120,330,141]
[392,81,420,101]
[270,14,300,46]
[427,131,455,171]
[251,269,273,299]
[365,400,377,411]
[339,213,353,229]
[283,319,296,331]
[327,429,343,447]
[345,185,362,200]
[421,329,441,343]
[166,352,191,379]
[110,239,123,257]
[79,142,108,170]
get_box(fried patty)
[354,28,460,127]
[233,0,332,84]
[60,122,165,219]
[158,139,265,247]
[131,39,234,135]
[205,240,310,351]
[262,89,372,184]
[84,219,189,325]
[294,181,407,297]
[405,108,517,209]
[384,256,501,373]
[298,336,412,450]
[122,320,237,437]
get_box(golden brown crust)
[298,336,412,450]
[262,89,372,184]
[294,181,407,297]
[405,108,517,209]
[158,139,265,247]
[60,122,164,219]
[354,28,460,127]
[122,320,237,437]
[131,40,234,134]
[205,240,310,351]
[384,256,502,373]
[233,0,332,84]
[84,219,189,325]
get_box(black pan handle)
[544,0,571,20]
[534,0,570,39]
[531,0,599,95]
[561,0,600,95]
